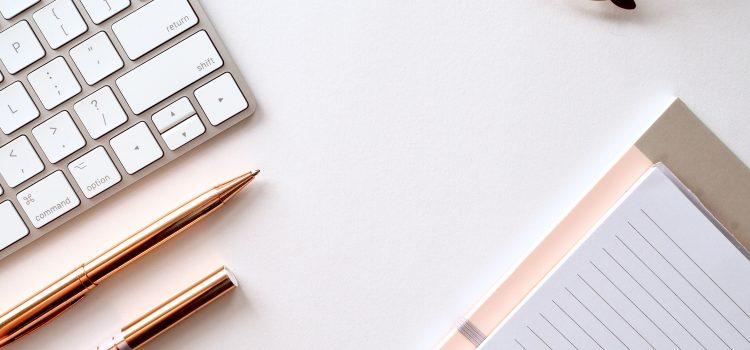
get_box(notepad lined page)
[480,166,750,350]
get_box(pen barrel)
[0,267,94,347]
[83,191,223,284]
[120,267,238,349]
[0,171,256,348]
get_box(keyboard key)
[70,32,124,85]
[0,82,40,135]
[0,135,44,188]
[195,73,248,126]
[68,146,121,198]
[162,115,204,151]
[112,0,198,60]
[28,57,82,110]
[17,171,80,228]
[0,0,39,20]
[110,122,163,174]
[33,0,88,49]
[32,111,86,163]
[80,0,130,24]
[152,97,195,133]
[117,31,223,115]
[0,201,28,250]
[0,21,45,74]
[0,0,255,261]
[74,86,128,139]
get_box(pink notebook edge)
[438,146,652,350]
[438,97,750,349]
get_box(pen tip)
[217,170,260,202]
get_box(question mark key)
[73,86,128,139]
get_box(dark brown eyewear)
[593,0,636,10]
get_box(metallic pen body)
[97,267,238,350]
[0,171,258,348]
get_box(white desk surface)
[2,1,750,349]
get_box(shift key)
[17,171,81,229]
[116,31,223,115]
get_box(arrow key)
[110,122,163,174]
[152,97,195,133]
[162,115,205,151]
[195,73,248,126]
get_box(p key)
[0,21,45,74]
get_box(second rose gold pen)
[0,170,260,348]
[96,266,238,350]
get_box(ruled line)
[603,247,707,349]
[616,235,733,349]
[528,326,553,350]
[629,220,750,344]
[552,299,605,350]
[642,209,750,321]
[515,339,528,350]
[566,287,631,349]
[540,312,579,350]
[578,274,656,349]
[590,260,682,349]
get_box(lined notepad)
[480,165,750,349]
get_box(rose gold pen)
[96,266,238,350]
[0,170,260,348]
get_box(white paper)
[480,166,750,350]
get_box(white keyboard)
[0,0,256,260]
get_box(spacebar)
[116,30,224,115]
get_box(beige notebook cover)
[439,98,750,349]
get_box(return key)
[112,0,199,60]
